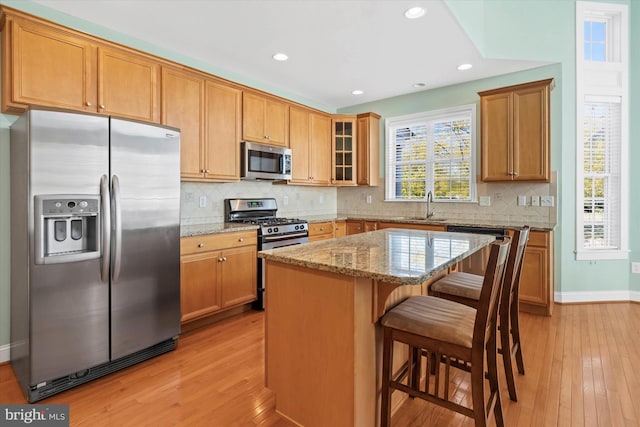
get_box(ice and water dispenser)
[34,195,101,264]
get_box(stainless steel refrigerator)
[10,107,181,402]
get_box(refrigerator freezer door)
[109,118,181,359]
[27,109,110,384]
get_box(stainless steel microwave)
[241,141,292,180]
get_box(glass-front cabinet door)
[332,116,357,185]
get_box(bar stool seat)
[382,296,476,348]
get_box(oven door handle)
[263,232,309,241]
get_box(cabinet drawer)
[308,221,333,236]
[181,230,257,255]
[527,230,548,247]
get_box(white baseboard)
[555,290,640,304]
[0,343,9,364]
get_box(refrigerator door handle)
[100,174,111,282]
[111,174,123,282]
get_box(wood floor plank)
[0,303,639,426]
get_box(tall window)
[576,2,628,260]
[385,105,476,202]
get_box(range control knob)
[267,228,273,234]
[79,201,88,208]
[274,227,279,233]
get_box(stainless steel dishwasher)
[446,225,508,275]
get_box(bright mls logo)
[0,405,69,426]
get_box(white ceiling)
[32,0,548,110]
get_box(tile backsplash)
[337,172,558,225]
[181,181,338,224]
[181,172,557,226]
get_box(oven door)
[256,235,308,310]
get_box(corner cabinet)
[242,91,289,147]
[357,112,380,186]
[2,13,160,122]
[332,116,357,185]
[479,78,552,182]
[180,231,257,323]
[289,106,331,185]
[162,67,241,181]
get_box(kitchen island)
[258,228,495,427]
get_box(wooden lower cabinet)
[519,230,554,315]
[308,221,334,242]
[334,220,346,237]
[377,222,445,232]
[346,220,364,235]
[180,230,257,323]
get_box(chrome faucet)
[425,190,434,219]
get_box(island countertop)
[258,228,495,285]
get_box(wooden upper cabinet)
[243,91,289,147]
[332,116,357,186]
[2,12,160,122]
[289,106,330,185]
[98,47,160,122]
[162,67,205,179]
[309,113,331,185]
[357,112,380,186]
[203,80,242,181]
[162,66,241,182]
[479,78,552,182]
[2,16,97,113]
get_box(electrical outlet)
[632,262,640,274]
[199,195,207,208]
[366,195,372,204]
[319,195,324,204]
[531,196,540,206]
[283,196,289,205]
[541,196,555,207]
[479,196,491,206]
[517,195,527,206]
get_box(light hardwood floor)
[1,303,639,426]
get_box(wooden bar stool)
[380,238,511,427]
[429,226,530,402]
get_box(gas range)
[224,198,308,238]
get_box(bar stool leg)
[381,327,393,427]
[511,299,525,375]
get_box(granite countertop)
[180,222,259,237]
[306,215,555,231]
[258,228,495,285]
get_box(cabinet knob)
[218,257,223,262]
[222,256,227,262]
[198,243,205,248]
[319,227,324,231]
[99,104,105,109]
[238,238,244,242]
[204,169,210,173]
[85,101,92,107]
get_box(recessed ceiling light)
[413,83,426,88]
[404,6,426,19]
[272,53,288,61]
[351,90,364,95]
[457,63,473,71]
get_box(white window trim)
[384,104,477,203]
[575,1,629,261]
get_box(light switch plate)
[283,196,289,205]
[479,196,491,206]
[541,195,554,207]
[366,195,372,204]
[632,262,640,274]
[518,195,527,206]
[199,195,207,208]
